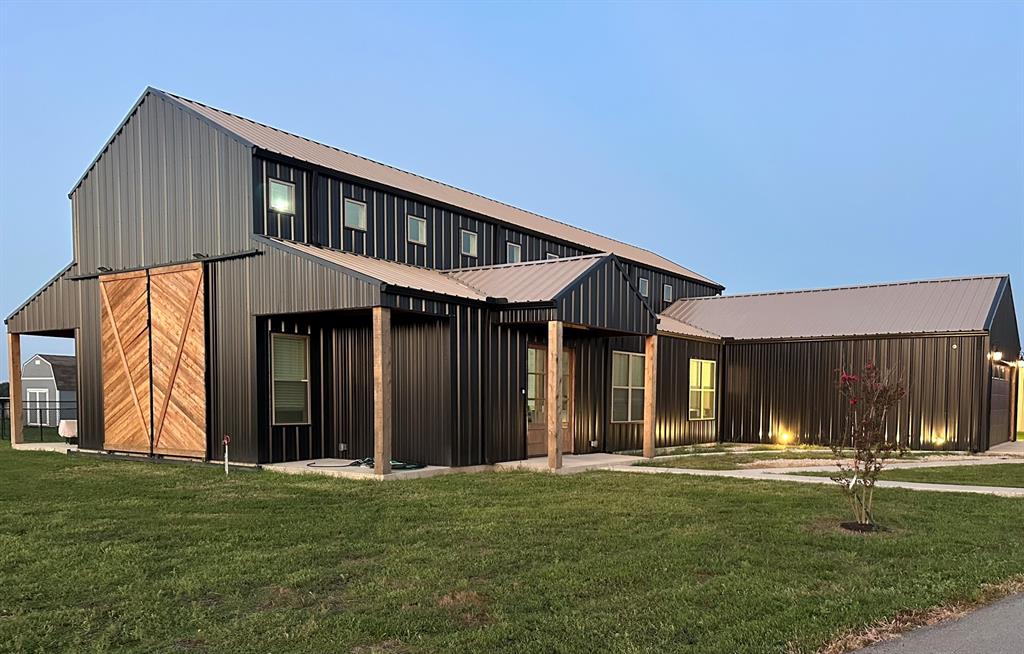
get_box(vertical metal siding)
[72,92,253,275]
[720,335,990,451]
[6,263,80,335]
[392,316,452,465]
[75,279,103,451]
[655,336,722,447]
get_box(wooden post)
[642,334,658,459]
[7,333,23,445]
[372,307,392,476]
[546,320,563,471]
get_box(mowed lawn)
[2,444,1023,654]
[795,463,1024,488]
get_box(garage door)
[100,263,207,457]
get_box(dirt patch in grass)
[437,590,490,626]
[173,638,208,652]
[813,576,1024,653]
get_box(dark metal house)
[5,88,1020,470]
[5,88,725,471]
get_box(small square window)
[344,198,367,230]
[638,277,649,297]
[461,229,478,257]
[506,241,522,263]
[663,283,674,303]
[407,215,427,246]
[268,179,295,214]
[546,252,559,260]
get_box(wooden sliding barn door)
[150,264,207,457]
[100,270,152,454]
[100,263,207,458]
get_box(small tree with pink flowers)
[831,362,907,529]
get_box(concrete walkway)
[861,593,1024,653]
[607,456,1024,497]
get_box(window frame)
[506,241,522,263]
[271,333,311,426]
[663,283,674,303]
[268,178,296,215]
[638,277,650,297]
[610,350,646,424]
[407,214,427,246]
[343,198,368,231]
[460,229,478,257]
[688,358,717,421]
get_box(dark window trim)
[460,228,478,257]
[688,358,716,421]
[638,277,649,297]
[268,178,296,215]
[271,333,311,426]
[407,214,427,246]
[344,197,368,231]
[610,350,645,424]
[506,241,522,263]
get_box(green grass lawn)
[794,463,1024,488]
[2,443,1023,653]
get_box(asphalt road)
[863,594,1024,653]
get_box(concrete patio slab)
[12,442,76,455]
[263,458,486,481]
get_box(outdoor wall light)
[97,266,112,273]
[778,432,794,445]
[192,252,208,259]
[991,351,1003,361]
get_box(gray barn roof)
[147,89,719,289]
[32,354,77,391]
[663,275,1009,341]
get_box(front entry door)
[525,345,574,457]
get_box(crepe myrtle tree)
[831,362,907,528]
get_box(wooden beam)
[372,307,392,476]
[7,333,22,445]
[546,320,563,471]
[642,334,658,458]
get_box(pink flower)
[849,398,858,406]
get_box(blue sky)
[1,1,1021,378]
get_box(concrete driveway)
[862,594,1024,653]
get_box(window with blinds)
[272,333,310,425]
